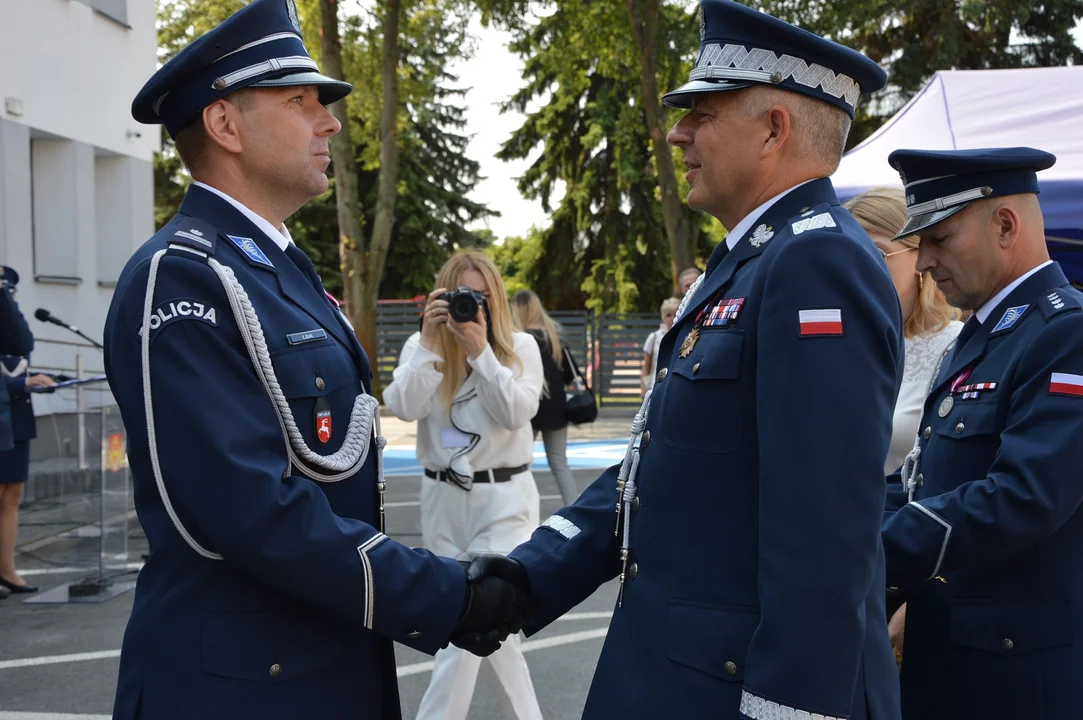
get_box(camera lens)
[448,292,479,323]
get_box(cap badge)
[286,0,301,33]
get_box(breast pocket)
[925,400,1000,490]
[270,341,358,451]
[661,330,745,454]
[948,600,1072,717]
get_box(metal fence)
[373,302,660,408]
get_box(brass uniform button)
[632,496,640,513]
[955,423,965,434]
[692,362,701,375]
[626,562,639,581]
[724,661,738,676]
[1002,638,1014,651]
[656,367,668,383]
[269,663,282,677]
[315,376,326,390]
[923,426,931,440]
[641,430,651,449]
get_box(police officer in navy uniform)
[459,2,904,718]
[106,1,529,717]
[0,265,37,600]
[880,147,1083,720]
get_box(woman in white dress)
[844,187,963,667]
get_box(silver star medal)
[750,224,774,248]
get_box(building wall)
[0,0,159,416]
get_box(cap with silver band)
[887,147,1058,239]
[132,0,351,137]
[662,0,887,118]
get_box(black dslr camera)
[440,287,487,323]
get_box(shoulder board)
[789,208,841,236]
[169,215,217,255]
[1040,288,1082,320]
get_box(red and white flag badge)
[1049,372,1083,397]
[799,308,843,336]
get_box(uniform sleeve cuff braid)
[739,689,845,720]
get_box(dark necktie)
[952,315,981,359]
[704,239,731,278]
[284,242,326,296]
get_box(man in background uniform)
[461,1,904,718]
[882,147,1083,720]
[105,1,527,717]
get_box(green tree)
[479,0,718,312]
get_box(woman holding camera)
[384,250,544,720]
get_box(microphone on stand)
[34,308,104,350]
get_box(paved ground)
[0,413,634,720]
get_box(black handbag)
[562,345,598,425]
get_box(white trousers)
[415,471,544,720]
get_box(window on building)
[73,0,128,27]
[94,153,134,287]
[31,137,90,284]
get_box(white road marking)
[0,710,112,714]
[0,650,122,670]
[0,612,611,672]
[20,563,145,578]
[395,627,609,678]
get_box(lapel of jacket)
[678,178,841,327]
[929,262,1069,396]
[178,186,355,353]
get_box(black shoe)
[0,576,37,594]
[0,585,9,599]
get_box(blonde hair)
[844,186,961,338]
[660,297,680,318]
[433,251,521,404]
[511,290,563,363]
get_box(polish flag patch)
[1049,372,1083,397]
[799,308,843,336]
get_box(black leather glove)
[450,555,533,657]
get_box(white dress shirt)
[383,331,544,477]
[974,260,1054,324]
[886,320,964,474]
[193,181,294,251]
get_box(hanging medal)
[315,396,333,444]
[678,328,700,358]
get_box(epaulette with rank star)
[1040,288,1081,319]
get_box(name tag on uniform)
[441,428,472,449]
[287,328,327,345]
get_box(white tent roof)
[832,66,1083,195]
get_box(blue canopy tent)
[831,66,1083,283]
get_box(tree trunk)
[316,0,367,343]
[362,0,403,394]
[625,0,695,291]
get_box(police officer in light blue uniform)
[880,147,1083,720]
[105,1,527,717]
[461,2,904,718]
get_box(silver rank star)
[750,224,774,247]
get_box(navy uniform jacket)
[104,185,466,720]
[883,262,1083,720]
[510,178,904,720]
[2,354,37,442]
[0,285,34,451]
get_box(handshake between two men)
[449,555,533,657]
